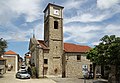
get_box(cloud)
[97,0,120,9]
[64,13,110,23]
[0,22,44,42]
[34,24,44,40]
[91,41,100,46]
[0,0,42,22]
[64,25,101,43]
[64,6,120,24]
[0,0,120,47]
[0,0,44,41]
[104,24,120,36]
[63,0,120,24]
[63,0,85,10]
[91,24,120,46]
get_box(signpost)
[82,65,88,83]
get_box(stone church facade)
[29,3,91,78]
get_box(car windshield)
[19,71,28,74]
[21,67,26,69]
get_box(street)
[48,76,108,83]
[0,71,108,83]
[0,71,56,83]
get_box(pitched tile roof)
[4,50,18,55]
[37,40,49,49]
[37,40,91,52]
[64,43,91,53]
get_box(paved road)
[50,77,93,83]
[0,71,56,83]
[49,77,108,83]
[0,71,108,83]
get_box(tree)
[100,35,120,65]
[87,48,98,79]
[0,38,7,56]
[87,35,120,81]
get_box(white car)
[16,70,30,79]
[19,68,27,72]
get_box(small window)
[44,59,48,64]
[77,55,81,61]
[54,21,58,29]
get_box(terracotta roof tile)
[4,50,18,55]
[37,40,91,53]
[64,43,91,53]
[37,40,49,49]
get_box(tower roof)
[43,3,64,13]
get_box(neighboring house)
[2,50,19,73]
[63,43,91,78]
[18,57,23,69]
[24,52,31,67]
[29,3,91,78]
[0,57,6,74]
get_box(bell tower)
[43,3,64,75]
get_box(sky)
[0,0,120,58]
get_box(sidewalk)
[47,75,108,83]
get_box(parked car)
[16,70,30,79]
[88,72,93,79]
[18,68,27,72]
[88,72,101,79]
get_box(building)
[2,50,19,73]
[29,3,91,78]
[63,43,91,78]
[18,57,23,69]
[0,57,6,74]
[24,52,31,67]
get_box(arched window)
[54,21,58,29]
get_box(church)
[29,3,91,78]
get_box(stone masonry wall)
[3,56,16,71]
[65,53,91,78]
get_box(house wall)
[43,50,49,74]
[3,55,18,72]
[65,52,91,78]
[0,60,6,74]
[15,55,18,72]
[31,49,36,66]
[25,58,30,66]
[38,49,44,77]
